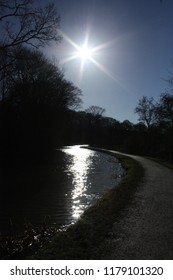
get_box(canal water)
[0,146,124,234]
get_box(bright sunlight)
[77,44,93,61]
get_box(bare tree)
[0,0,61,72]
[85,105,105,119]
[134,96,156,129]
[155,93,173,128]
[0,0,61,49]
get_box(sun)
[77,44,93,61]
[60,30,117,81]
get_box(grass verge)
[29,148,144,260]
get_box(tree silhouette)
[155,93,173,128]
[0,47,82,154]
[134,96,156,129]
[85,106,105,119]
[0,0,61,74]
[0,1,61,50]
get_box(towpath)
[98,149,173,259]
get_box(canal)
[0,145,124,234]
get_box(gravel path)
[100,150,173,259]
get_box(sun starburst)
[59,30,117,81]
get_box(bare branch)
[0,0,61,76]
[0,1,61,50]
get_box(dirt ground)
[99,150,173,259]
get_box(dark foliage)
[0,47,82,158]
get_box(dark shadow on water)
[0,150,71,234]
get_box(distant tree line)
[64,90,173,162]
[133,92,173,161]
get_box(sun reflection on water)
[61,145,94,219]
[60,145,124,224]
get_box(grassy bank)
[30,149,144,260]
